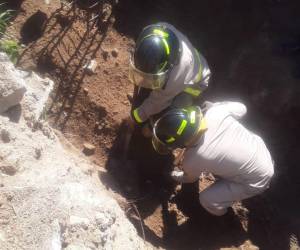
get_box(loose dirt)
[6,0,300,249]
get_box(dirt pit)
[6,0,300,249]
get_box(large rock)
[0,55,154,250]
[0,53,27,114]
[0,53,54,124]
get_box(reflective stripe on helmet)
[153,29,169,38]
[184,87,202,97]
[177,119,187,135]
[190,111,196,124]
[162,38,170,55]
[133,108,143,123]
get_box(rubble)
[83,143,96,156]
[83,60,98,74]
[0,53,27,114]
[0,53,155,250]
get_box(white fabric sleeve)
[211,101,247,120]
[136,90,174,122]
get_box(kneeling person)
[152,102,274,216]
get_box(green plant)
[0,4,19,63]
[0,3,13,34]
[0,39,20,63]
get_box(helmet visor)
[129,57,168,90]
[152,136,172,155]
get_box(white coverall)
[175,102,274,216]
[133,22,211,123]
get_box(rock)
[111,49,118,58]
[34,148,42,159]
[0,165,17,176]
[83,143,96,156]
[102,51,109,61]
[1,129,11,143]
[83,60,98,75]
[65,244,91,250]
[69,215,90,229]
[83,88,89,95]
[0,53,27,114]
[0,231,5,242]
[0,55,154,250]
[22,72,54,123]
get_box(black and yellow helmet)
[129,24,180,89]
[152,106,207,155]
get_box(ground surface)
[5,0,300,249]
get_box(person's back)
[183,102,274,191]
[152,102,274,215]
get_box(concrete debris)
[83,143,96,156]
[21,71,54,124]
[0,53,27,114]
[0,52,54,124]
[83,60,98,75]
[1,129,11,143]
[34,147,42,159]
[0,53,154,250]
[0,164,17,176]
[69,215,90,229]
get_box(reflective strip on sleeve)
[177,119,187,135]
[194,50,203,83]
[133,109,143,123]
[184,87,202,97]
[166,137,176,143]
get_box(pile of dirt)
[5,0,300,249]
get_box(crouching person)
[151,102,274,216]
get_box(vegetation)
[0,3,20,63]
[0,3,12,33]
[0,39,20,63]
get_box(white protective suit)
[133,22,211,123]
[175,102,274,216]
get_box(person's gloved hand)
[170,169,185,183]
[123,115,135,131]
[141,123,152,138]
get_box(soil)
[5,0,300,249]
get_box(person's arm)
[221,102,247,119]
[208,101,247,120]
[131,89,174,123]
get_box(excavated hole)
[10,0,300,249]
